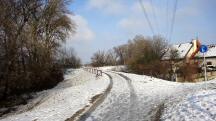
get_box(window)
[207,62,212,65]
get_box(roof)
[196,44,216,58]
[162,42,192,60]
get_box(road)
[79,72,168,121]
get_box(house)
[162,39,216,66]
[162,39,200,61]
[161,39,216,82]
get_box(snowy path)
[80,70,216,121]
[81,72,176,121]
[117,73,138,120]
[81,72,135,121]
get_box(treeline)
[91,35,176,79]
[0,0,76,99]
[57,48,81,68]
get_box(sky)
[65,0,216,64]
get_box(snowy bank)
[98,65,127,72]
[162,88,216,121]
[0,69,110,121]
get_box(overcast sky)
[65,0,216,64]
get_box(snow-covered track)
[77,72,113,121]
[115,73,139,121]
[81,72,140,121]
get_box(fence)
[83,67,103,76]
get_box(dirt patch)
[90,94,103,104]
[65,105,89,121]
[153,103,164,121]
[65,93,103,121]
[0,94,33,117]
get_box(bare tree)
[105,49,118,66]
[58,47,81,68]
[113,44,129,65]
[91,50,106,67]
[0,0,75,99]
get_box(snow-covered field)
[162,87,216,121]
[1,66,216,121]
[0,69,110,121]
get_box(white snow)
[87,66,216,121]
[0,69,110,121]
[97,65,127,72]
[1,66,216,121]
[163,43,216,60]
[162,88,216,121]
[162,43,192,60]
[83,69,194,121]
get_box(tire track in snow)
[80,72,132,121]
[77,72,113,121]
[116,73,139,121]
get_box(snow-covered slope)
[120,72,216,121]
[162,80,216,121]
[0,69,110,121]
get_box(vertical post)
[204,53,207,81]
[204,52,207,90]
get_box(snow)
[84,66,216,121]
[97,65,127,72]
[0,69,110,121]
[162,42,192,60]
[118,73,216,121]
[83,72,131,121]
[1,66,216,121]
[162,89,216,121]
[162,43,216,60]
[83,70,189,121]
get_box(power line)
[138,0,155,35]
[150,0,159,35]
[165,0,169,41]
[168,0,178,42]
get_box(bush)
[178,62,199,82]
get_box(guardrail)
[83,67,103,76]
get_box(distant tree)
[167,48,180,81]
[126,35,168,77]
[170,48,180,60]
[151,36,168,59]
[105,49,118,66]
[113,44,129,65]
[58,48,81,68]
[91,50,106,67]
